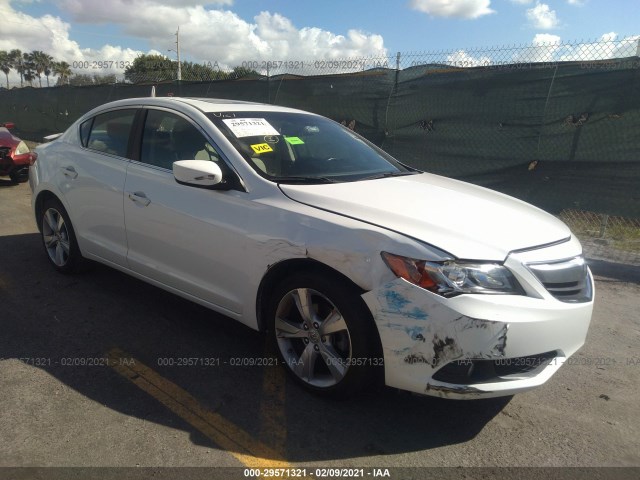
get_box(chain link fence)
[2,36,639,266]
[558,211,640,266]
[112,36,640,81]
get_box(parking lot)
[1,180,639,478]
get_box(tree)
[30,50,51,87]
[0,51,10,89]
[94,73,117,84]
[68,74,95,86]
[230,65,260,79]
[68,73,117,86]
[53,61,72,86]
[124,54,176,83]
[9,49,24,87]
[29,51,40,86]
[124,54,232,83]
[181,61,229,81]
[22,52,36,86]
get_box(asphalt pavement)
[1,180,639,480]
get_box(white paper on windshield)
[222,118,279,138]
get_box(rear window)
[86,109,136,158]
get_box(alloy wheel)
[275,288,353,388]
[42,208,71,267]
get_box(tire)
[268,272,381,398]
[40,198,88,273]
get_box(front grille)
[433,351,558,385]
[527,256,592,303]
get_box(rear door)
[58,108,137,267]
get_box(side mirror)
[173,160,223,188]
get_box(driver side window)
[140,110,220,170]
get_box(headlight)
[15,141,30,155]
[381,252,524,296]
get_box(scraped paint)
[381,290,429,320]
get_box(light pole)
[168,26,182,81]
[176,27,181,81]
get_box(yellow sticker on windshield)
[285,136,305,145]
[251,143,273,154]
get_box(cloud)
[513,32,639,64]
[445,49,492,67]
[526,33,562,62]
[409,0,494,19]
[55,0,387,70]
[566,0,584,5]
[0,0,387,86]
[56,0,233,22]
[557,33,640,61]
[0,0,158,86]
[443,32,637,68]
[526,2,560,29]
[533,33,562,44]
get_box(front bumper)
[361,238,594,399]
[1,152,31,176]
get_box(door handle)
[128,191,151,206]
[62,166,78,179]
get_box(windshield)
[207,111,414,183]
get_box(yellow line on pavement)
[259,337,287,453]
[106,347,291,469]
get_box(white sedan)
[29,97,594,399]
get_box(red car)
[0,123,36,183]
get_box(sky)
[0,0,638,84]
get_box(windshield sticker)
[264,135,280,143]
[222,118,279,138]
[251,143,274,154]
[285,136,305,145]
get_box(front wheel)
[268,272,381,398]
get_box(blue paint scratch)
[380,290,429,320]
[403,325,426,339]
[382,290,411,311]
[407,307,428,320]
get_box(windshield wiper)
[360,171,419,181]
[271,176,338,184]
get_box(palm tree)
[22,52,36,87]
[9,49,24,87]
[53,61,72,86]
[44,60,53,87]
[0,50,11,89]
[31,50,54,87]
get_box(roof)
[87,97,309,115]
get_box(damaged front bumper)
[361,243,594,399]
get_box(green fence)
[2,38,639,264]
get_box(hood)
[0,128,20,149]
[279,173,571,261]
